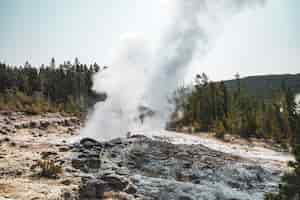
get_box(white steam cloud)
[81,0,266,140]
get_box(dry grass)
[102,191,131,200]
[31,159,62,179]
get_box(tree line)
[0,58,105,115]
[170,73,299,143]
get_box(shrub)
[31,159,63,179]
[264,193,281,200]
[213,121,226,140]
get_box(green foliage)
[265,159,300,199]
[264,193,281,200]
[0,59,106,115]
[268,120,300,199]
[170,73,298,143]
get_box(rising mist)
[81,0,266,140]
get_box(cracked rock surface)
[73,135,282,200]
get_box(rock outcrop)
[72,135,281,200]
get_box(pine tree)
[50,57,56,69]
[265,90,300,200]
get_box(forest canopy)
[169,73,300,144]
[0,58,106,115]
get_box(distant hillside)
[224,73,300,98]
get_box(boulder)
[29,121,39,128]
[40,120,50,129]
[80,138,102,149]
[79,179,107,199]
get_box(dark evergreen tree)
[0,58,105,115]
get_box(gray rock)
[40,120,50,129]
[79,179,106,199]
[80,138,102,149]
[73,136,281,200]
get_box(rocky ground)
[0,111,293,200]
[0,111,81,200]
[73,136,286,200]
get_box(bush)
[264,193,281,200]
[213,121,226,140]
[31,159,63,179]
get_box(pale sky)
[0,0,299,80]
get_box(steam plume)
[81,0,266,140]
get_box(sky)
[0,0,299,81]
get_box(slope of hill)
[224,73,300,98]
